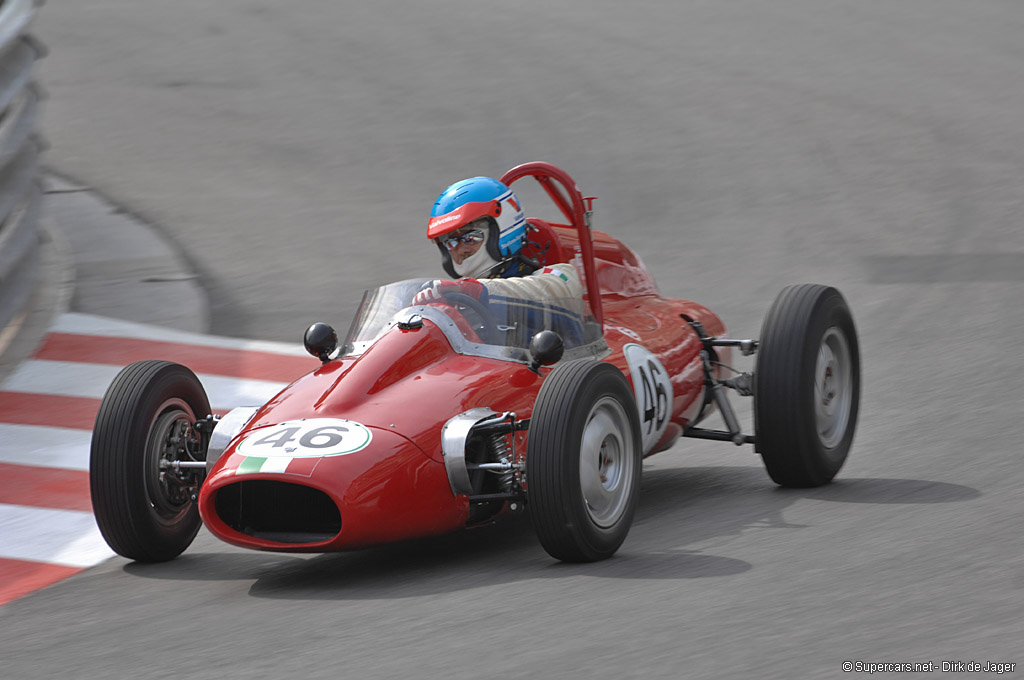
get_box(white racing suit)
[480,263,587,348]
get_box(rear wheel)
[90,360,210,562]
[755,285,860,487]
[528,360,642,562]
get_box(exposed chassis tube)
[681,317,758,447]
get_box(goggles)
[440,228,486,251]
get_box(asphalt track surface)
[4,1,1022,678]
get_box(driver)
[413,176,583,309]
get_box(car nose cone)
[199,426,468,551]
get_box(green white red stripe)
[234,455,321,476]
[539,266,570,283]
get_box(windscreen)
[341,277,604,361]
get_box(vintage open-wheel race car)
[90,161,860,564]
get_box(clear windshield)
[341,278,606,363]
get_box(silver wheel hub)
[815,327,852,449]
[579,396,635,528]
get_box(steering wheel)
[442,292,499,344]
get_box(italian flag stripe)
[261,457,293,474]
[236,455,315,476]
[237,457,266,474]
[286,457,320,477]
[540,267,569,283]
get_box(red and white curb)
[0,313,318,605]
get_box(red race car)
[90,162,860,563]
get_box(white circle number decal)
[236,419,372,458]
[623,344,674,454]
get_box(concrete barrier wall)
[0,0,43,334]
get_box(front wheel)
[755,284,860,487]
[90,360,211,562]
[528,360,642,562]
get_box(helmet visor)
[439,228,486,251]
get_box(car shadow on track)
[802,477,981,504]
[122,466,979,600]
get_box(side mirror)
[529,331,564,373]
[304,323,338,364]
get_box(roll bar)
[499,162,603,326]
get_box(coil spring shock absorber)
[488,432,515,492]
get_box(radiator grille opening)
[214,480,341,544]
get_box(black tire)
[90,360,211,562]
[528,359,642,562]
[755,285,860,487]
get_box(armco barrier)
[0,0,43,336]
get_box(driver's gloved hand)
[413,278,484,306]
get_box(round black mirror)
[304,323,338,363]
[529,330,564,372]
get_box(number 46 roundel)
[236,419,373,458]
[623,344,674,454]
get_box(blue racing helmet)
[428,177,527,278]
